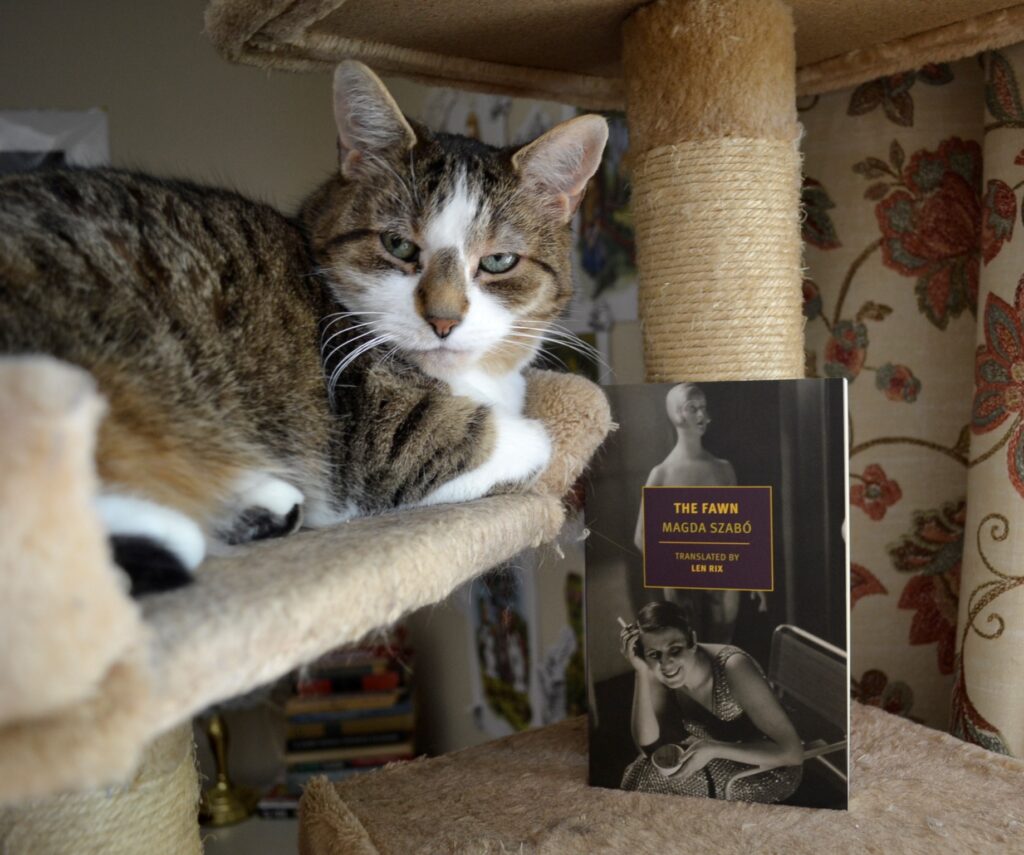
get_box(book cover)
[256,783,300,819]
[296,669,403,696]
[284,688,409,716]
[285,757,412,790]
[285,698,414,725]
[284,740,414,765]
[286,754,412,774]
[285,730,409,752]
[585,380,849,810]
[285,765,381,791]
[285,710,415,737]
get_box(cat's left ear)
[512,115,608,222]
[333,60,417,179]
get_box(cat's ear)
[333,61,417,179]
[512,115,608,222]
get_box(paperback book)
[585,380,850,810]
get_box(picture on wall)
[0,109,109,174]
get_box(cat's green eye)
[479,253,519,274]
[381,233,419,262]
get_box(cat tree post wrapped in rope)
[0,723,201,854]
[622,0,804,381]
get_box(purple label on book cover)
[642,486,774,590]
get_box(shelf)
[206,0,1024,103]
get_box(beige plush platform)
[206,0,1024,105]
[298,704,1024,855]
[0,357,611,803]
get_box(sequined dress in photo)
[619,646,802,803]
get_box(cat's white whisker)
[318,312,391,346]
[327,334,393,399]
[320,321,380,353]
[494,338,570,373]
[322,329,380,365]
[321,319,381,342]
[322,326,383,357]
[320,318,379,337]
[318,309,389,324]
[510,323,607,364]
[506,328,610,373]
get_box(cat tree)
[3,0,1024,852]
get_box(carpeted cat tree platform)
[0,360,610,852]
[297,705,1024,855]
[3,0,1024,852]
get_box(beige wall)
[0,0,336,211]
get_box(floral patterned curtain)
[802,45,1024,757]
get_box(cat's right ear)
[333,61,417,179]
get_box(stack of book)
[258,638,415,818]
[286,640,416,787]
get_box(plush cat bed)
[298,703,1024,855]
[0,356,611,803]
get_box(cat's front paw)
[419,414,551,507]
[96,494,205,596]
[219,473,304,545]
[498,416,552,487]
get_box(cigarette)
[616,617,628,628]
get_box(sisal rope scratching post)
[0,723,201,854]
[622,0,804,381]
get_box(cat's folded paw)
[97,494,205,596]
[220,473,305,545]
[111,536,198,596]
[221,502,303,545]
[418,414,552,507]
[504,416,552,486]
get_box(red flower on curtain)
[889,500,965,675]
[972,288,1024,497]
[851,669,916,718]
[824,320,868,380]
[851,563,887,607]
[875,362,921,402]
[851,464,902,520]
[873,137,981,329]
[981,179,1016,264]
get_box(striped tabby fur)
[0,62,607,592]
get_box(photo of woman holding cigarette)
[616,600,803,802]
[584,380,849,809]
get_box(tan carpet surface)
[300,704,1024,855]
[206,0,1024,104]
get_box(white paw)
[96,493,206,571]
[421,414,551,507]
[497,416,551,484]
[219,472,305,545]
[233,472,305,517]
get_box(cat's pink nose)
[427,317,460,339]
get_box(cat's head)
[301,61,607,381]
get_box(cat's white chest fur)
[446,368,526,413]
[419,367,550,507]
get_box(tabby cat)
[0,62,607,594]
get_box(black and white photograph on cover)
[585,379,850,810]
